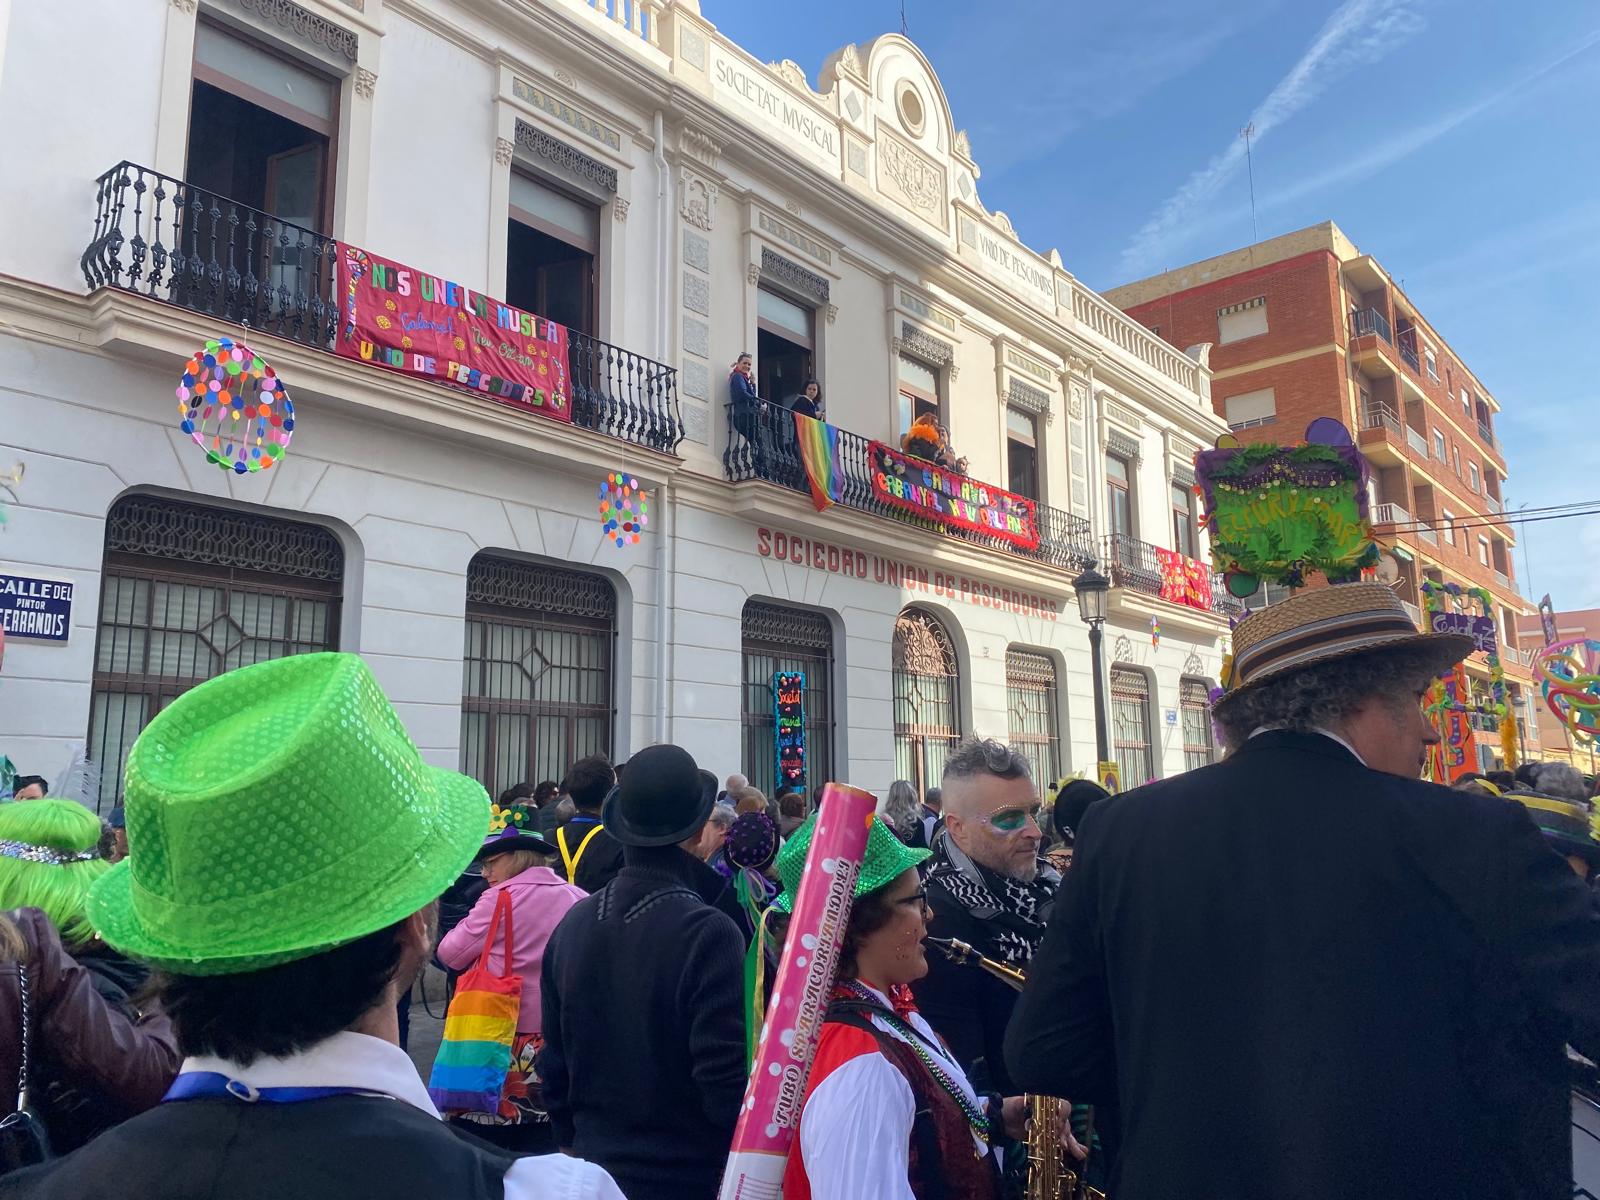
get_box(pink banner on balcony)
[867,442,1040,549]
[1155,547,1214,612]
[334,243,571,423]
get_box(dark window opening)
[757,287,814,403]
[186,22,336,232]
[897,355,941,438]
[507,172,599,335]
[1107,453,1134,538]
[1006,408,1039,499]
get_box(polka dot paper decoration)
[176,337,293,475]
[598,472,649,548]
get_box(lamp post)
[1074,565,1112,767]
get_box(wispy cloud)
[940,1,1273,178]
[1116,0,1427,277]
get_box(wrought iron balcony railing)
[1102,532,1239,618]
[722,393,1096,572]
[80,161,681,453]
[1349,306,1393,344]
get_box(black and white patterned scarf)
[927,830,1059,966]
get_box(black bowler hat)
[601,744,717,847]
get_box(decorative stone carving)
[759,248,829,304]
[170,0,198,11]
[746,264,761,286]
[770,59,810,91]
[679,170,717,231]
[679,26,707,71]
[1171,463,1197,490]
[224,0,358,61]
[1069,382,1086,419]
[1006,378,1052,420]
[681,127,722,168]
[514,121,618,192]
[992,210,1019,241]
[1185,342,1214,369]
[898,322,954,367]
[494,137,514,166]
[1064,352,1095,377]
[1113,635,1134,664]
[949,363,961,381]
[1183,651,1206,677]
[513,80,621,151]
[837,43,864,79]
[1107,429,1142,462]
[953,129,972,160]
[555,69,577,88]
[878,129,943,217]
[354,67,376,98]
[826,304,838,325]
[784,200,801,215]
[612,196,630,222]
[1104,398,1145,433]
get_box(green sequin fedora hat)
[772,811,930,915]
[87,652,489,975]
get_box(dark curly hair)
[835,887,903,980]
[1214,644,1444,753]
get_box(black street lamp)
[1073,565,1112,766]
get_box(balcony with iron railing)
[1371,501,1411,527]
[80,161,682,453]
[1395,330,1421,373]
[1349,306,1393,344]
[722,393,1098,573]
[1102,532,1242,619]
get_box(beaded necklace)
[836,980,991,1143]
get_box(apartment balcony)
[1396,331,1421,374]
[1405,426,1429,458]
[723,393,1097,575]
[1416,522,1438,546]
[79,161,682,454]
[1102,532,1241,622]
[1356,403,1405,465]
[1495,569,1510,589]
[1371,502,1411,527]
[1349,306,1394,344]
[1401,600,1422,628]
[1485,494,1502,513]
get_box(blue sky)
[714,0,1600,611]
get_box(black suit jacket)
[1005,730,1600,1200]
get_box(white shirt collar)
[181,1030,439,1118]
[1248,725,1367,766]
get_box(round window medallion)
[896,82,925,137]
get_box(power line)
[1379,506,1600,539]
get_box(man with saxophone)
[911,737,1090,1192]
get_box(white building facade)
[0,0,1232,809]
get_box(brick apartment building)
[1104,222,1541,769]
[1515,607,1600,769]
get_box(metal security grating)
[893,608,962,797]
[460,555,616,800]
[741,601,835,797]
[89,496,344,810]
[1110,665,1155,789]
[1180,677,1216,772]
[1005,648,1061,796]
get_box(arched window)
[1006,648,1060,794]
[893,608,962,795]
[1110,665,1155,788]
[741,600,835,797]
[89,495,345,810]
[1179,677,1216,771]
[461,554,616,799]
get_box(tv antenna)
[1241,122,1259,244]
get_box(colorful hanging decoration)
[1194,419,1379,598]
[1153,547,1213,611]
[597,472,649,548]
[1150,617,1161,648]
[1421,580,1513,780]
[794,413,843,512]
[1536,638,1600,745]
[176,338,293,475]
[773,671,806,797]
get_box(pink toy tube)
[719,782,876,1199]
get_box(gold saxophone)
[926,937,1104,1200]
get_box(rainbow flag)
[794,412,842,512]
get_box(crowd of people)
[2,582,1600,1198]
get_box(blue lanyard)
[163,1071,391,1105]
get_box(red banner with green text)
[334,243,571,423]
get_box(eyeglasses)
[985,804,1043,834]
[897,887,930,911]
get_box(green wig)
[0,799,110,947]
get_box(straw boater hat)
[1213,582,1474,712]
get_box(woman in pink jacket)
[437,823,586,1153]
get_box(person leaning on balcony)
[789,378,824,420]
[728,353,769,470]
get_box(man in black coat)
[553,754,623,893]
[539,744,747,1200]
[1006,583,1600,1199]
